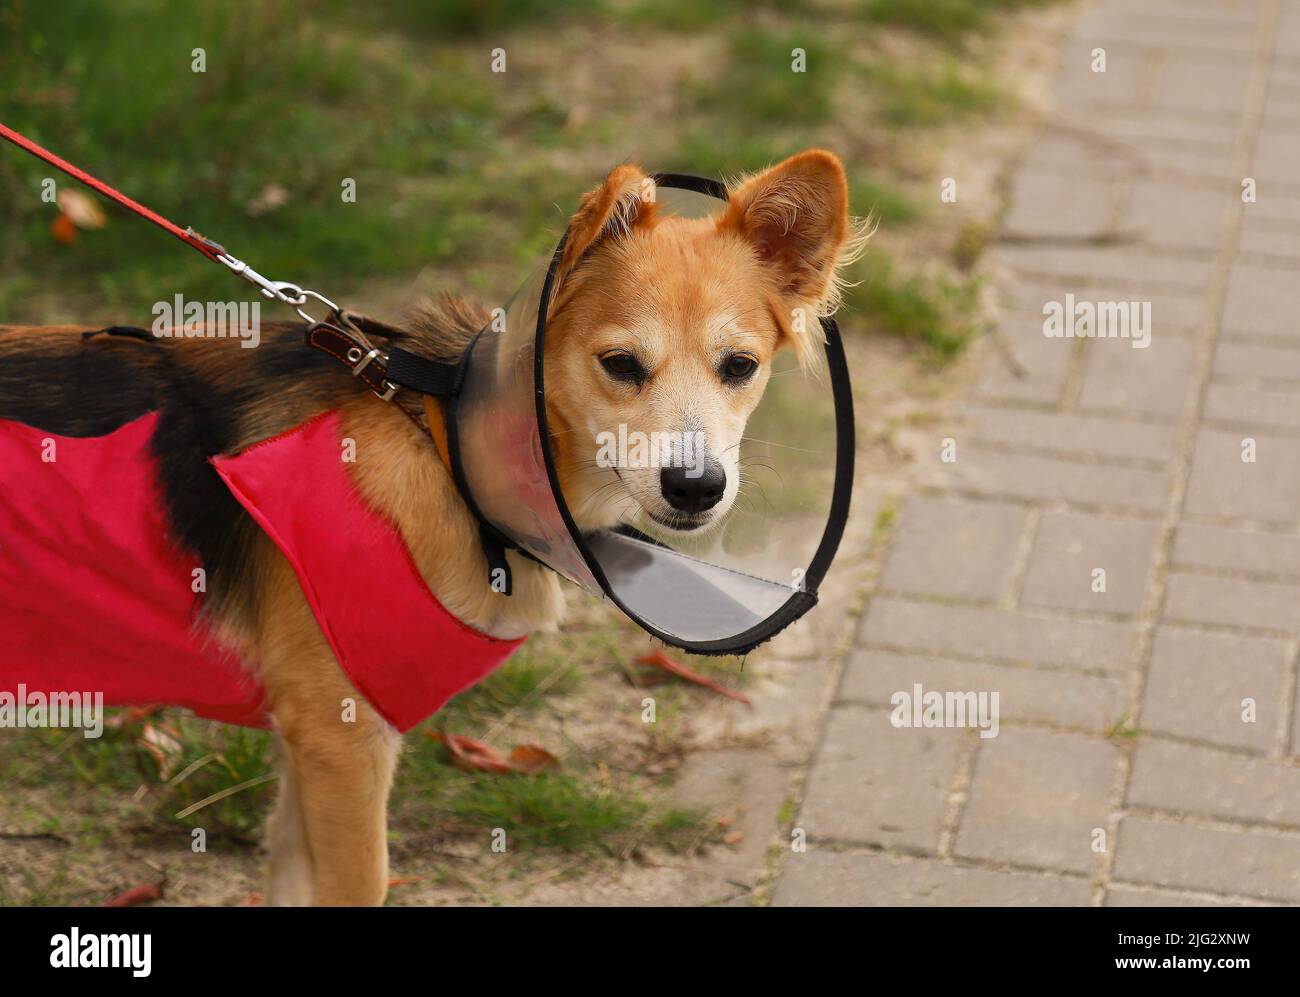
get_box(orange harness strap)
[422,394,453,473]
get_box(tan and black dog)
[0,149,863,905]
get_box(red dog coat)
[0,410,524,731]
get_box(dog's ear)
[554,164,657,293]
[720,149,862,366]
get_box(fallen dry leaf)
[57,188,108,229]
[50,212,77,245]
[246,182,289,217]
[635,649,752,706]
[139,722,184,780]
[507,744,561,774]
[105,705,164,730]
[103,878,165,907]
[426,732,562,775]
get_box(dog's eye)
[600,352,644,383]
[721,354,758,382]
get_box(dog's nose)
[660,461,726,514]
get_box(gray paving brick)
[963,404,1177,463]
[1145,142,1242,183]
[880,496,1026,602]
[940,448,1168,512]
[1251,127,1300,188]
[1278,9,1300,59]
[1105,885,1261,907]
[1185,427,1300,524]
[1003,173,1116,239]
[1205,383,1300,432]
[798,705,961,851]
[1213,341,1300,382]
[1223,262,1300,338]
[1029,116,1232,181]
[1079,336,1196,417]
[1142,626,1286,751]
[1016,135,1133,182]
[1129,739,1300,826]
[956,728,1116,874]
[860,597,1135,672]
[1084,110,1243,153]
[996,283,1209,333]
[1034,111,1237,184]
[1153,58,1252,114]
[1021,511,1158,615]
[1024,284,1206,335]
[1241,185,1300,225]
[1076,10,1257,54]
[1050,54,1145,109]
[772,851,1091,906]
[839,650,1125,732]
[784,0,1300,907]
[1239,217,1300,258]
[1114,817,1300,902]
[996,245,1217,290]
[1242,191,1300,222]
[1172,522,1300,580]
[1126,179,1229,252]
[1263,87,1300,122]
[1164,572,1300,635]
[976,324,1072,405]
[1292,685,1300,761]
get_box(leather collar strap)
[305,318,465,402]
[306,321,400,400]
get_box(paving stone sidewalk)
[775,0,1300,906]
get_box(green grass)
[852,178,922,226]
[396,726,715,857]
[848,252,986,358]
[699,29,843,127]
[869,61,1004,126]
[3,712,276,840]
[435,769,710,855]
[0,0,1054,366]
[862,0,1059,46]
[162,723,276,839]
[624,0,810,32]
[436,639,586,729]
[0,0,562,319]
[1,620,720,861]
[324,0,603,37]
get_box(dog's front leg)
[257,556,401,906]
[275,699,400,906]
[265,738,314,906]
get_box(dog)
[0,148,861,905]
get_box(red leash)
[1,122,226,261]
[0,121,339,322]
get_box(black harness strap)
[386,346,462,398]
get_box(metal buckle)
[349,347,380,375]
[343,345,399,403]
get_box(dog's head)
[543,149,862,536]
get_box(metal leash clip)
[215,251,341,325]
[215,249,399,402]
